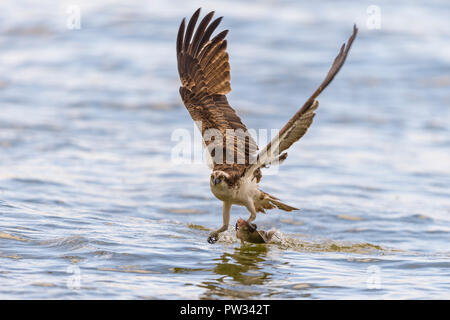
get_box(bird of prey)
[176,8,357,244]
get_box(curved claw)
[207,232,218,244]
[245,221,257,232]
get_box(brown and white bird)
[176,8,357,244]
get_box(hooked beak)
[214,177,221,185]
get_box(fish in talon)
[235,218,275,244]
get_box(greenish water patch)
[187,223,210,231]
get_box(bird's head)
[210,170,230,187]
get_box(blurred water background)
[0,0,449,299]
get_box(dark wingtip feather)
[197,16,224,53]
[194,7,201,16]
[191,10,215,55]
[183,8,201,51]
[295,23,358,121]
[176,18,186,55]
[211,29,229,43]
[346,24,358,51]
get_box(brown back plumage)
[177,8,258,172]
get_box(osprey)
[176,8,357,244]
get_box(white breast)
[210,177,259,206]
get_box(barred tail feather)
[269,198,298,212]
[257,191,299,213]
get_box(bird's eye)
[213,176,223,185]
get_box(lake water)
[0,0,449,299]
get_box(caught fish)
[235,218,275,244]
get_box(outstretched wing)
[177,8,258,168]
[244,25,358,180]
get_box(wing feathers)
[190,11,215,55]
[198,30,229,65]
[279,24,358,148]
[183,8,200,52]
[196,17,223,55]
[244,25,358,180]
[292,24,358,122]
[177,9,357,178]
[176,18,185,57]
[177,9,257,169]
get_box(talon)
[207,232,218,244]
[246,221,257,232]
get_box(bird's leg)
[245,200,258,231]
[207,201,231,244]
